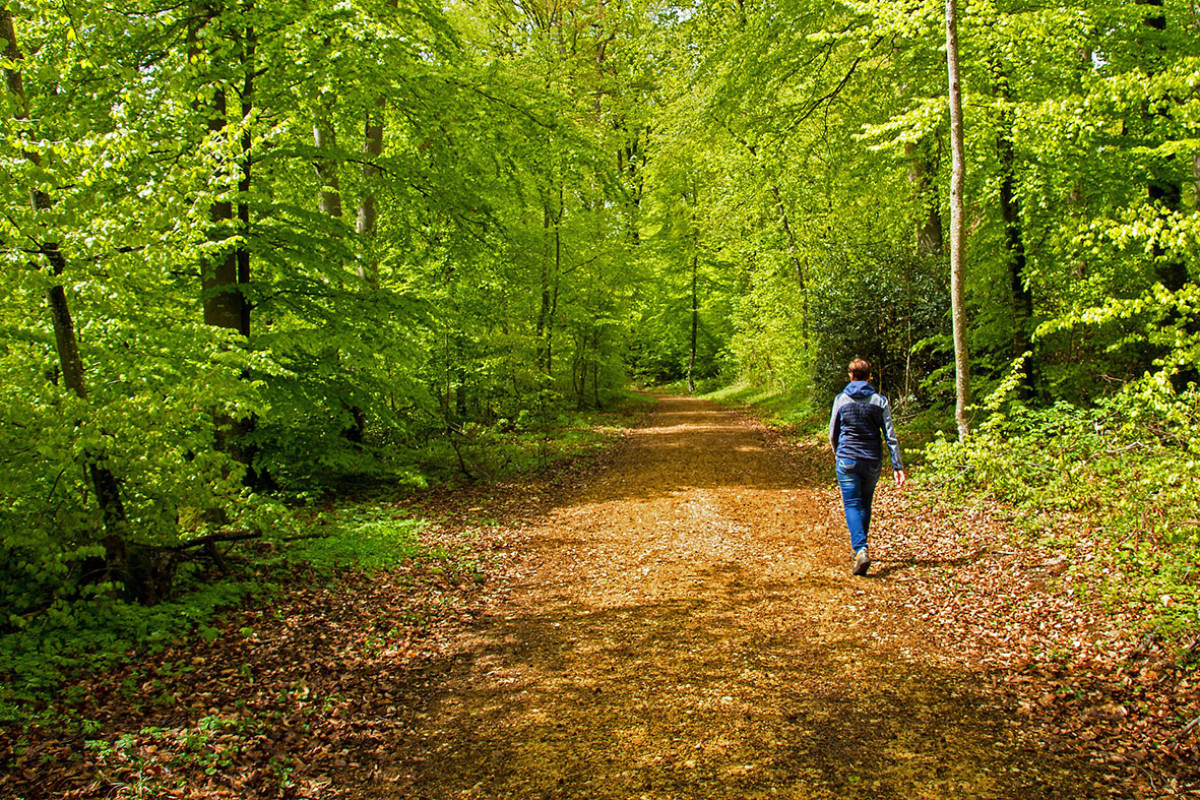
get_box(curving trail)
[371,397,1102,799]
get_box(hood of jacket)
[844,380,876,399]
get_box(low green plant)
[0,577,266,721]
[705,382,817,426]
[1,402,630,731]
[923,367,1200,637]
[287,513,426,573]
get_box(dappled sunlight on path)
[366,397,1105,800]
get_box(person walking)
[829,358,906,576]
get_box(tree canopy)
[2,0,1197,613]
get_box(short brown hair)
[848,358,872,381]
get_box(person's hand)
[895,469,907,489]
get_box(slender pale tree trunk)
[354,0,402,283]
[1194,154,1200,210]
[356,101,384,237]
[687,182,700,394]
[946,0,971,438]
[313,100,371,442]
[688,250,698,395]
[314,115,343,218]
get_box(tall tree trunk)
[2,7,129,581]
[905,140,943,256]
[353,0,402,284]
[355,99,384,287]
[536,186,564,377]
[312,99,370,444]
[993,63,1036,398]
[617,122,644,245]
[998,152,1035,390]
[688,250,698,395]
[195,10,259,481]
[196,11,246,335]
[537,197,552,374]
[549,186,562,376]
[946,0,971,438]
[592,329,601,408]
[688,183,700,395]
[314,115,344,218]
[201,85,245,334]
[1194,153,1200,211]
[236,26,254,339]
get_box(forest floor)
[5,396,1198,799]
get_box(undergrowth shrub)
[808,247,947,404]
[0,506,433,720]
[0,577,266,721]
[924,370,1200,637]
[0,405,628,721]
[287,513,427,573]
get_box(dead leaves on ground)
[2,406,1198,798]
[847,486,1200,798]
[0,435,621,800]
[0,546,498,798]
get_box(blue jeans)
[836,457,882,552]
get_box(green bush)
[0,577,266,721]
[924,374,1200,635]
[807,247,948,406]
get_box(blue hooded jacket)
[829,381,903,470]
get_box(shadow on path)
[357,397,1105,800]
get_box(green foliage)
[1,0,1199,737]
[414,407,617,483]
[0,402,623,720]
[84,714,250,781]
[287,513,426,574]
[924,376,1200,636]
[807,247,949,405]
[0,577,267,721]
[1,0,642,625]
[704,382,822,431]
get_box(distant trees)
[0,0,640,609]
[637,0,1196,417]
[0,0,1196,611]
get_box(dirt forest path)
[372,397,1103,800]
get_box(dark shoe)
[853,548,870,576]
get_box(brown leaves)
[4,400,1198,798]
[0,538,498,798]
[857,482,1200,797]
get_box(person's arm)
[829,396,842,452]
[880,398,905,485]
